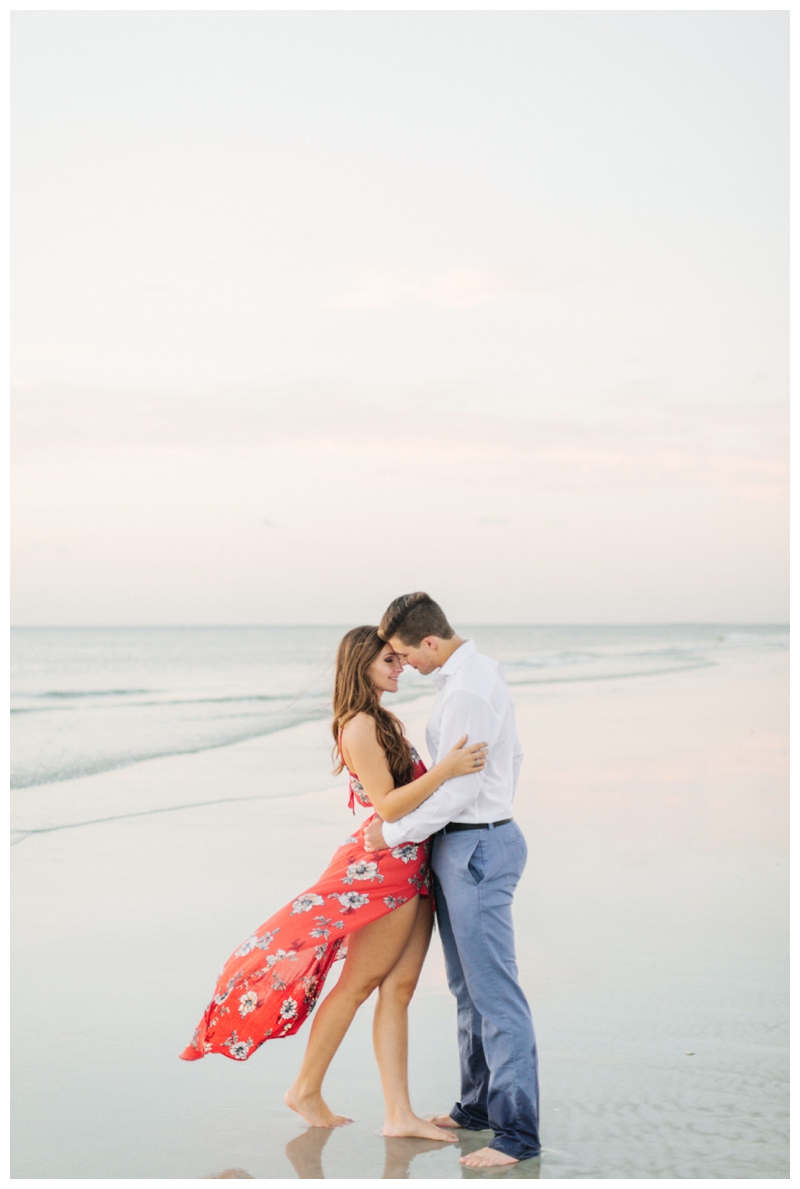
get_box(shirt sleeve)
[511,704,524,790]
[381,689,500,846]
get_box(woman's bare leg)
[373,897,457,1142]
[285,896,421,1127]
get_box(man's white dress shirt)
[381,639,524,847]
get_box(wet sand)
[11,647,788,1178]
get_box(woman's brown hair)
[331,626,414,788]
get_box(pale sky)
[11,11,788,624]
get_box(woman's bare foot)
[460,1146,519,1168]
[383,1113,458,1142]
[284,1086,353,1128]
[426,1114,461,1129]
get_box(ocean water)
[11,624,788,791]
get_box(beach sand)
[11,647,788,1178]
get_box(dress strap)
[339,729,357,815]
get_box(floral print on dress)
[234,927,279,957]
[264,948,297,968]
[391,843,419,864]
[342,860,383,885]
[223,1032,254,1060]
[279,996,298,1021]
[214,977,238,1006]
[180,744,431,1064]
[328,891,370,911]
[238,991,258,1017]
[308,915,339,939]
[408,866,430,895]
[349,775,371,808]
[291,893,325,914]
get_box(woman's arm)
[341,713,487,823]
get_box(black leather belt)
[437,818,512,835]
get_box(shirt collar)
[432,638,475,689]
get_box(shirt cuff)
[381,818,417,848]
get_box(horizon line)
[10,621,790,630]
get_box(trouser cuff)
[489,1136,542,1161]
[450,1103,491,1132]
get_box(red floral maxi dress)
[180,746,431,1062]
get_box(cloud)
[11,384,788,496]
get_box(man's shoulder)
[463,648,502,676]
[451,649,505,695]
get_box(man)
[363,592,540,1169]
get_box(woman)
[181,626,487,1140]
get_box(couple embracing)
[181,593,540,1168]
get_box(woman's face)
[367,645,403,695]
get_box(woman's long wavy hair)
[331,626,414,787]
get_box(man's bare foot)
[284,1086,353,1128]
[382,1113,458,1142]
[426,1114,461,1129]
[460,1146,519,1168]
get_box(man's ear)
[423,636,438,652]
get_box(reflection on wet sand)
[208,1171,253,1179]
[459,1158,541,1181]
[285,1128,334,1179]
[382,1135,464,1179]
[282,1126,542,1179]
[285,1127,472,1179]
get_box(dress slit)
[180,751,430,1062]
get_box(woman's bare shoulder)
[341,712,378,744]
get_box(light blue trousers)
[432,821,541,1160]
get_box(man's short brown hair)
[378,592,455,646]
